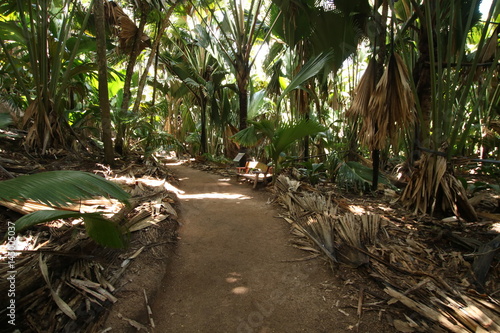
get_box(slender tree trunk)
[95,0,114,166]
[238,88,248,131]
[200,97,207,154]
[115,11,148,155]
[235,60,249,165]
[132,4,178,115]
[371,0,388,191]
[413,17,432,155]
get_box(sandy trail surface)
[150,163,391,333]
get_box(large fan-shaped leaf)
[0,170,130,207]
[278,51,334,105]
[15,210,125,248]
[272,119,326,161]
[337,161,392,191]
[231,126,260,147]
[231,119,275,147]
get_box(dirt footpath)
[150,163,395,333]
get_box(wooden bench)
[236,161,273,189]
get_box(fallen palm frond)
[276,175,385,267]
[401,152,478,221]
[275,175,499,332]
[0,164,178,332]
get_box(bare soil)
[103,162,398,333]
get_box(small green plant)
[201,153,231,165]
[231,118,327,175]
[334,160,393,193]
[297,161,327,185]
[0,113,12,129]
[466,180,500,195]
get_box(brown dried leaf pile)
[275,175,500,332]
[0,163,178,332]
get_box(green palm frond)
[231,119,275,147]
[336,161,392,192]
[0,170,130,207]
[278,51,334,105]
[271,119,326,161]
[231,125,260,147]
[15,210,125,248]
[253,119,275,140]
[0,113,12,129]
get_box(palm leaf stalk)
[4,0,96,153]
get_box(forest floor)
[0,142,499,332]
[103,161,398,333]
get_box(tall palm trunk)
[115,12,148,155]
[95,0,114,165]
[200,97,208,154]
[237,81,248,166]
[412,9,432,159]
[235,49,250,165]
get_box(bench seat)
[236,161,273,188]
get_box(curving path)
[150,162,389,333]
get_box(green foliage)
[271,0,369,71]
[278,51,334,105]
[201,153,231,164]
[335,161,392,193]
[231,119,275,147]
[0,0,95,151]
[463,179,500,194]
[1,170,130,248]
[270,119,326,166]
[0,113,12,129]
[232,118,326,173]
[15,211,125,248]
[297,161,326,185]
[0,171,130,207]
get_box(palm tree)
[187,0,276,162]
[398,0,498,221]
[95,0,114,165]
[0,0,95,153]
[272,0,371,161]
[158,17,225,154]
[104,0,151,155]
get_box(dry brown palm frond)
[401,152,478,221]
[291,192,338,215]
[103,1,151,54]
[365,52,416,150]
[346,57,377,119]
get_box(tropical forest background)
[1,0,500,331]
